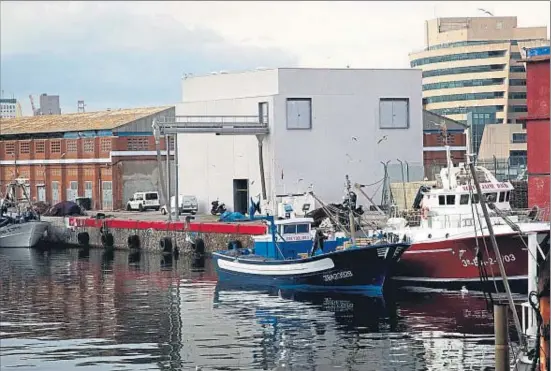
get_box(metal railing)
[156,115,269,135]
[392,207,549,229]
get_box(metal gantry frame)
[152,114,269,220]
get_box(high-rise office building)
[37,93,61,115]
[409,17,548,156]
[0,98,21,119]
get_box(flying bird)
[351,136,358,141]
[478,8,494,16]
[377,135,388,144]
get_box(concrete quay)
[42,210,261,254]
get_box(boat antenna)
[467,153,527,351]
[345,175,357,246]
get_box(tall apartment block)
[409,17,548,157]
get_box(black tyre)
[161,208,167,215]
[126,203,132,211]
[138,204,144,212]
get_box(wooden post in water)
[494,303,510,371]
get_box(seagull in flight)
[478,8,494,16]
[351,136,358,141]
[377,135,388,144]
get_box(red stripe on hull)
[394,232,549,281]
[68,217,267,235]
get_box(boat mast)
[467,155,527,351]
[345,175,356,246]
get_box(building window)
[5,142,15,155]
[509,150,527,166]
[84,168,94,177]
[512,133,527,144]
[51,168,61,176]
[168,137,175,151]
[286,98,312,130]
[437,133,456,145]
[83,139,94,153]
[510,52,521,60]
[509,65,526,73]
[68,168,78,176]
[35,141,45,154]
[50,140,61,153]
[411,50,506,67]
[379,98,409,129]
[509,79,526,86]
[127,137,149,151]
[422,78,504,91]
[19,142,30,154]
[422,64,505,78]
[509,105,528,113]
[100,138,111,152]
[508,92,527,100]
[67,140,78,152]
[424,91,504,104]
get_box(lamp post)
[396,159,407,210]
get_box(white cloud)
[2,1,549,68]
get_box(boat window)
[485,193,497,202]
[460,194,470,205]
[506,191,511,202]
[446,195,456,205]
[439,195,446,205]
[471,194,480,204]
[296,224,309,234]
[499,192,505,202]
[283,224,297,234]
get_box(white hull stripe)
[392,275,528,282]
[404,248,453,254]
[216,256,334,276]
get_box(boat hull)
[392,231,550,289]
[213,243,409,295]
[0,221,49,248]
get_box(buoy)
[127,234,141,249]
[77,232,90,246]
[101,232,114,248]
[160,237,173,253]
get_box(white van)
[126,191,161,212]
[160,195,198,215]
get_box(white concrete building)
[176,68,423,214]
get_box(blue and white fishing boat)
[213,176,411,294]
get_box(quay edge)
[42,216,261,253]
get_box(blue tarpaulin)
[219,211,248,222]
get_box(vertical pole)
[153,119,168,209]
[174,133,180,221]
[494,304,510,371]
[469,159,526,351]
[527,232,538,337]
[165,134,172,221]
[256,135,267,201]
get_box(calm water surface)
[0,248,510,370]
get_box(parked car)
[160,195,198,215]
[126,191,161,212]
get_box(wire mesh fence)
[378,157,531,211]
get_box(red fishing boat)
[385,147,549,289]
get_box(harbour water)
[0,247,520,371]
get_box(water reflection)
[0,248,504,370]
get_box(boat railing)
[395,206,549,229]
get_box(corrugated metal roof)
[0,106,173,136]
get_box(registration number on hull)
[323,271,353,282]
[461,254,516,267]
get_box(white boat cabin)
[274,217,313,241]
[418,162,516,229]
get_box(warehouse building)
[0,106,175,210]
[175,68,424,214]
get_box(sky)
[1,1,549,116]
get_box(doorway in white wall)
[233,179,249,215]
